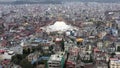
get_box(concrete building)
[47,52,66,68]
[10,46,23,54]
[110,58,120,68]
[66,56,77,68]
[66,46,79,68]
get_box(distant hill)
[12,0,62,4]
[78,0,120,3]
[0,0,62,4]
[0,0,120,4]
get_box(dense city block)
[0,1,120,68]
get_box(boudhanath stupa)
[41,21,78,32]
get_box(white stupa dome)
[42,21,78,32]
[50,21,71,31]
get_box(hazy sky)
[0,0,120,3]
[0,0,17,2]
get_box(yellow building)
[76,38,83,42]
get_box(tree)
[27,48,31,54]
[61,39,65,51]
[49,45,53,51]
[31,47,36,52]
[23,48,31,54]
[95,21,104,28]
[11,54,23,65]
[111,53,116,58]
[117,46,120,52]
[20,59,33,68]
[23,49,28,54]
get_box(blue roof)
[31,56,49,64]
[0,65,2,68]
[34,38,43,42]
[31,59,37,64]
[38,56,49,61]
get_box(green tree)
[11,54,23,65]
[61,39,65,51]
[111,53,116,58]
[20,59,33,68]
[49,45,53,51]
[23,49,28,54]
[117,46,120,52]
[23,48,31,54]
[27,48,31,54]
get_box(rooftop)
[48,52,65,62]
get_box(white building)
[110,58,120,68]
[10,46,23,54]
[47,52,66,68]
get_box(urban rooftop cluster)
[0,2,120,68]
